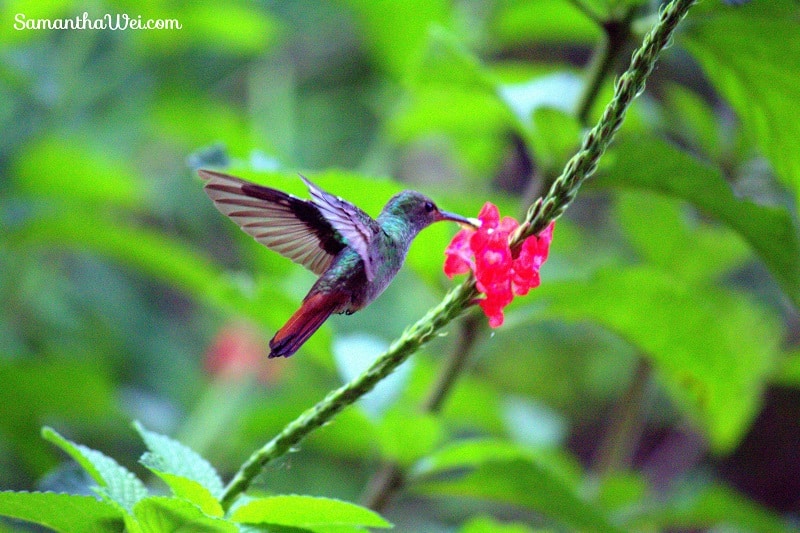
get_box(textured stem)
[514,0,695,244]
[219,0,696,510]
[575,8,636,124]
[362,313,485,511]
[593,359,652,475]
[220,280,477,509]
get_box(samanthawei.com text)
[14,12,182,31]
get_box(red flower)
[204,322,282,383]
[444,202,554,327]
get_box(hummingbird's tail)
[269,292,341,358]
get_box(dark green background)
[1,0,799,531]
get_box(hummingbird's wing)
[300,175,382,282]
[200,170,346,275]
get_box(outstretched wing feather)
[200,170,345,275]
[300,175,380,281]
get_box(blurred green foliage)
[1,0,799,531]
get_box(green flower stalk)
[219,0,697,511]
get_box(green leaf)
[774,351,800,388]
[391,28,515,177]
[143,467,224,520]
[133,422,224,498]
[629,485,794,533]
[6,211,298,335]
[537,267,781,452]
[680,1,800,204]
[414,439,582,489]
[0,358,117,473]
[41,427,148,512]
[595,472,648,513]
[416,459,623,533]
[230,495,391,529]
[597,136,800,308]
[134,423,225,517]
[135,4,276,56]
[460,515,538,533]
[344,0,450,77]
[529,107,582,175]
[11,135,146,209]
[663,84,726,160]
[0,491,123,533]
[405,358,506,435]
[376,408,442,466]
[614,192,749,282]
[132,496,237,533]
[491,0,602,46]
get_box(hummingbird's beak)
[439,210,481,229]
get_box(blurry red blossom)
[204,322,282,383]
[444,203,554,327]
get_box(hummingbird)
[199,169,476,358]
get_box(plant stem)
[361,8,639,508]
[219,0,697,510]
[421,313,485,413]
[593,359,652,475]
[220,279,478,509]
[575,7,637,124]
[361,463,404,512]
[514,0,695,245]
[361,313,486,511]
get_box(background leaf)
[537,267,780,452]
[134,422,224,498]
[132,496,237,533]
[0,491,123,533]
[597,136,800,308]
[680,1,800,204]
[230,495,391,529]
[417,458,623,533]
[42,428,149,512]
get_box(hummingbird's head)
[383,191,479,233]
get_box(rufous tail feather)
[269,292,340,358]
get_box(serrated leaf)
[42,427,148,512]
[537,267,781,452]
[0,491,123,533]
[134,422,223,498]
[680,1,800,205]
[598,136,800,308]
[140,463,223,519]
[231,495,391,529]
[416,459,623,533]
[132,496,237,533]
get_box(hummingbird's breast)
[312,231,410,315]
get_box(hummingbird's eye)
[424,201,435,212]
